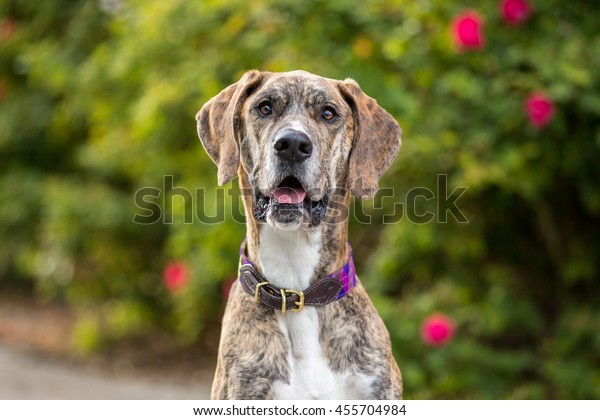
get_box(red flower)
[421,313,455,347]
[501,0,532,26]
[163,261,189,293]
[525,92,555,128]
[0,18,17,42]
[222,274,237,300]
[451,11,485,51]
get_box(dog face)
[197,70,401,230]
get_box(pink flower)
[451,11,485,51]
[163,261,189,293]
[501,0,532,26]
[421,313,455,347]
[525,92,555,128]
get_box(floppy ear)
[196,70,263,186]
[338,78,402,199]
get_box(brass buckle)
[254,281,270,302]
[281,289,304,313]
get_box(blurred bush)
[0,0,598,398]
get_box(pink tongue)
[273,187,306,204]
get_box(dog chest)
[272,308,375,400]
[258,228,373,399]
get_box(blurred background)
[0,0,599,399]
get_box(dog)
[196,70,402,399]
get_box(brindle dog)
[197,70,402,399]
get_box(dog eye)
[258,101,273,116]
[321,107,336,121]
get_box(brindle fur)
[197,70,402,399]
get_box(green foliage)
[1,0,598,398]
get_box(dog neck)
[258,226,322,291]
[241,178,350,290]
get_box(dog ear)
[196,70,263,186]
[338,78,402,199]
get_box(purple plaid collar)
[239,239,358,301]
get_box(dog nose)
[273,130,313,163]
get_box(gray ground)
[0,344,211,399]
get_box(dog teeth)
[253,194,328,226]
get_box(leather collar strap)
[238,239,357,313]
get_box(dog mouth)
[253,176,328,227]
[272,176,307,205]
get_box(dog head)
[197,70,401,230]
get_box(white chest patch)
[259,227,375,399]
